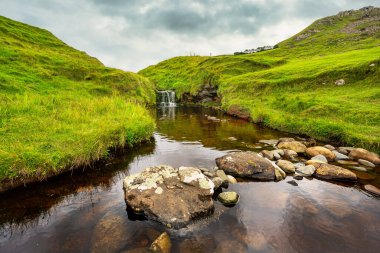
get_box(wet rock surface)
[313,163,357,182]
[276,160,295,174]
[349,148,380,165]
[226,104,251,121]
[150,232,171,253]
[215,151,275,181]
[123,165,215,228]
[217,192,239,206]
[306,146,336,161]
[295,165,316,177]
[277,141,307,153]
[364,185,380,196]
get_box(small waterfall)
[157,90,176,107]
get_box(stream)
[0,106,379,253]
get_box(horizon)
[0,0,378,72]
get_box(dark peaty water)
[0,106,379,253]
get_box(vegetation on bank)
[0,16,155,184]
[140,7,380,151]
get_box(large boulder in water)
[123,165,215,229]
[215,152,275,181]
[349,148,380,165]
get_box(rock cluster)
[122,138,379,228]
[216,139,379,185]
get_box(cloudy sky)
[0,0,378,71]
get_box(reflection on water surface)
[0,106,379,253]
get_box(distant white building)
[237,45,274,55]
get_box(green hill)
[140,6,380,151]
[0,16,155,190]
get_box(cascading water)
[157,90,176,107]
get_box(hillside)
[140,6,380,151]
[0,16,155,190]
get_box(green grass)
[0,16,156,183]
[140,7,380,152]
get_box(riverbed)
[0,106,379,253]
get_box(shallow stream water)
[0,106,379,253]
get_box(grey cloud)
[0,0,379,71]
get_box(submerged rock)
[150,232,171,253]
[91,213,129,253]
[364,185,380,196]
[215,152,275,181]
[306,146,336,161]
[277,141,307,153]
[287,180,298,186]
[313,163,357,182]
[123,165,215,228]
[217,192,239,206]
[349,148,380,165]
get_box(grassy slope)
[140,7,380,151]
[0,16,155,184]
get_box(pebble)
[259,139,278,146]
[324,144,335,150]
[273,149,284,156]
[336,160,359,166]
[358,159,375,168]
[217,192,239,206]
[295,165,316,177]
[216,170,229,187]
[332,150,349,160]
[310,155,328,163]
[364,185,380,196]
[261,150,274,160]
[203,171,215,178]
[150,232,171,253]
[277,160,295,174]
[227,175,237,184]
[212,177,223,189]
[349,166,367,172]
[287,180,298,186]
